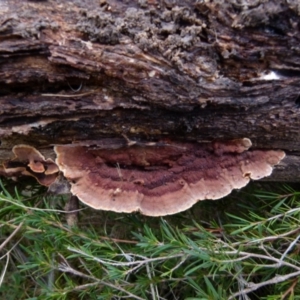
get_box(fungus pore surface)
[55,138,285,216]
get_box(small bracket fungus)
[54,138,285,216]
[2,145,59,186]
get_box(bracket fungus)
[54,138,285,216]
[2,145,59,186]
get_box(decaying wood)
[0,0,300,181]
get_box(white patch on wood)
[259,71,281,80]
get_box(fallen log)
[0,0,299,214]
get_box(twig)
[49,221,138,244]
[234,227,300,246]
[0,235,25,287]
[57,253,144,300]
[0,253,10,287]
[210,249,300,271]
[162,256,188,276]
[279,233,300,263]
[67,246,184,267]
[41,89,100,98]
[146,262,158,300]
[0,221,23,252]
[0,195,86,214]
[253,207,300,224]
[64,195,79,227]
[71,282,100,291]
[264,245,300,267]
[229,270,300,300]
[281,277,298,300]
[234,264,251,300]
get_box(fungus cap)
[54,139,285,216]
[13,145,46,173]
[3,145,59,186]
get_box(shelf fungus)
[54,138,285,216]
[1,145,59,186]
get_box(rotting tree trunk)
[1,0,300,182]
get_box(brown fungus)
[54,138,285,216]
[2,145,59,186]
[13,145,47,173]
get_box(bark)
[0,0,300,181]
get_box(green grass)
[0,179,300,299]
